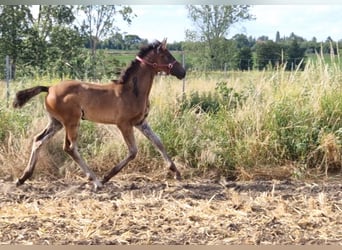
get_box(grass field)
[1,55,342,244]
[1,56,342,180]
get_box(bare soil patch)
[0,175,341,245]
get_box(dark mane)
[137,40,161,58]
[115,40,162,84]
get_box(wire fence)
[4,51,185,107]
[4,51,333,106]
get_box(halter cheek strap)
[136,56,176,74]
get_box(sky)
[116,5,342,43]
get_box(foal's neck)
[129,66,156,98]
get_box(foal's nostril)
[181,69,186,78]
[178,72,185,79]
[176,68,186,79]
[170,62,186,79]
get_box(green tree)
[36,5,75,41]
[48,25,87,78]
[77,5,135,79]
[237,47,253,70]
[167,41,183,51]
[186,5,254,70]
[255,40,282,70]
[124,34,145,50]
[302,37,319,54]
[233,33,250,48]
[101,32,124,49]
[287,32,305,43]
[275,31,281,43]
[323,36,337,55]
[182,40,207,70]
[78,5,134,56]
[0,5,84,78]
[213,38,238,70]
[285,39,306,70]
[22,5,78,75]
[0,5,33,78]
[257,35,269,42]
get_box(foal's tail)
[13,86,49,108]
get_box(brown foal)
[13,39,186,190]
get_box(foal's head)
[137,39,186,80]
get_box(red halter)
[136,56,177,74]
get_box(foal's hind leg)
[135,121,181,180]
[16,117,63,186]
[63,123,102,190]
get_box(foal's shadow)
[2,178,324,203]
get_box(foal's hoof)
[93,180,103,192]
[15,178,24,187]
[175,171,182,181]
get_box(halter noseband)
[136,56,177,74]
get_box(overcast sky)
[116,5,342,43]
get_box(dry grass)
[3,67,342,180]
[0,174,341,245]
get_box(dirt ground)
[0,174,341,245]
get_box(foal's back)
[45,80,124,124]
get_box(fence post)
[5,55,11,107]
[182,50,185,95]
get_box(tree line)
[183,5,341,71]
[0,5,134,79]
[1,5,342,80]
[98,31,341,72]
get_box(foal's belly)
[82,108,119,124]
[82,107,147,126]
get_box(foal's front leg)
[101,125,138,184]
[135,121,181,180]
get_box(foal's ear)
[161,38,167,50]
[157,38,167,53]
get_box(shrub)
[177,81,246,114]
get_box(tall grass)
[1,55,342,181]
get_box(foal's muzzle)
[170,62,186,80]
